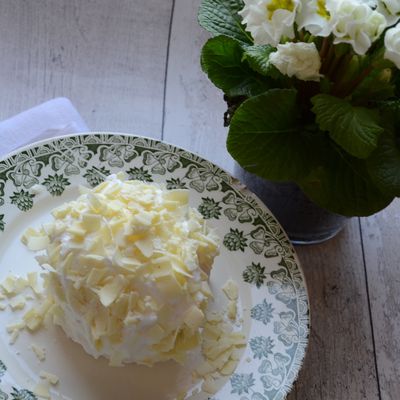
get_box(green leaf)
[352,69,395,103]
[198,0,252,44]
[319,77,333,94]
[312,94,384,159]
[367,128,400,196]
[299,145,392,216]
[227,89,314,181]
[334,43,352,58]
[377,100,400,127]
[201,36,272,97]
[392,69,400,97]
[241,44,277,76]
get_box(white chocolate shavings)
[227,301,237,321]
[33,381,51,399]
[9,330,19,345]
[222,279,239,321]
[0,275,28,296]
[0,272,43,305]
[192,279,245,397]
[201,377,220,395]
[9,295,26,311]
[6,320,25,333]
[222,279,239,301]
[27,272,42,296]
[20,174,220,366]
[6,320,25,344]
[39,370,59,385]
[0,272,46,344]
[21,227,50,251]
[2,293,52,345]
[31,343,46,361]
[31,184,46,195]
[33,370,59,400]
[176,311,245,399]
[23,298,52,331]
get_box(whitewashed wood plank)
[0,0,173,137]
[163,0,235,173]
[360,200,400,400]
[287,219,379,400]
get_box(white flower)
[384,23,400,68]
[269,42,322,81]
[297,0,333,37]
[239,0,301,46]
[360,0,377,6]
[377,0,400,25]
[329,0,387,55]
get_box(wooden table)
[1,1,399,399]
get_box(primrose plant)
[199,0,400,216]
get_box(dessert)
[22,174,220,366]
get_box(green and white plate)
[0,133,309,400]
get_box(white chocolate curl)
[23,173,219,366]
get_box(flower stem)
[321,41,335,74]
[326,52,345,80]
[298,28,305,42]
[332,53,353,83]
[335,66,373,98]
[348,66,373,94]
[319,37,330,60]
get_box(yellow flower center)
[266,0,295,20]
[316,0,330,20]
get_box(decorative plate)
[0,133,309,400]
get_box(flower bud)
[269,42,322,81]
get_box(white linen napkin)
[0,97,89,156]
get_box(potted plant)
[198,0,400,243]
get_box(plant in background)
[198,0,400,216]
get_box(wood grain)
[360,200,400,400]
[286,218,380,400]
[0,0,173,137]
[163,0,235,174]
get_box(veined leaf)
[227,90,392,216]
[351,68,395,103]
[299,145,392,216]
[201,36,273,97]
[227,89,313,181]
[367,127,400,197]
[198,0,253,44]
[242,44,278,77]
[312,94,384,159]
